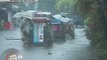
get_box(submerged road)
[0,28,100,60]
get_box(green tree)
[38,0,58,14]
[56,0,107,58]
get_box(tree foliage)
[56,0,107,57]
[38,0,57,14]
[55,0,77,11]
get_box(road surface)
[0,28,100,60]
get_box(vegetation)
[55,0,107,58]
[38,0,58,14]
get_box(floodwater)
[0,28,100,60]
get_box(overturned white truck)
[13,11,53,45]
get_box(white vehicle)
[13,11,53,45]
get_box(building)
[0,1,38,29]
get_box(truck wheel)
[44,38,53,46]
[21,31,31,46]
[60,32,66,41]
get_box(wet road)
[0,28,99,60]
